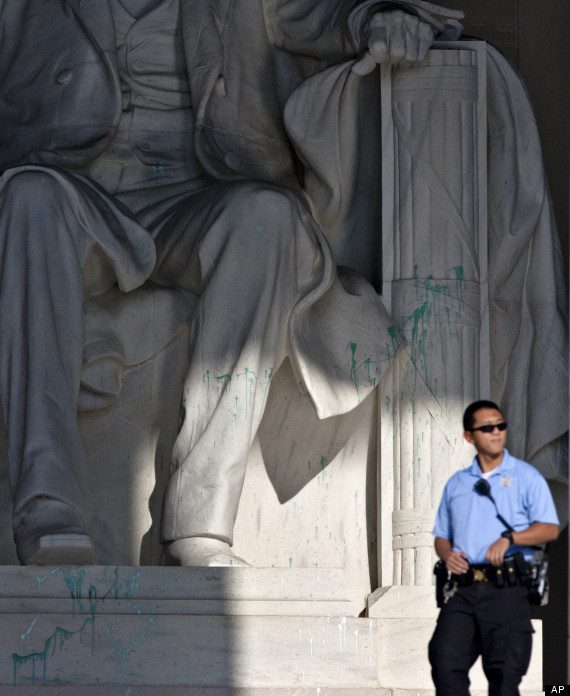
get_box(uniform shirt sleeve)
[525,469,560,525]
[432,480,453,539]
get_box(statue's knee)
[199,182,321,285]
[231,183,305,254]
[0,170,85,252]
[245,185,299,225]
[1,169,63,206]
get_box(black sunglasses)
[470,422,507,433]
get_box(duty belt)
[472,567,490,582]
[452,556,530,588]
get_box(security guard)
[428,400,559,696]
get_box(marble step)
[0,565,372,688]
[0,566,354,617]
[0,565,350,601]
[0,597,356,616]
[0,568,544,692]
[4,613,377,687]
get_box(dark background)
[444,0,569,273]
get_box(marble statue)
[0,0,566,569]
[0,0,450,565]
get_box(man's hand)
[435,537,469,574]
[444,550,469,574]
[486,522,559,567]
[352,10,435,76]
[486,536,510,567]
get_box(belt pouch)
[514,553,531,584]
[504,556,517,586]
[494,567,505,588]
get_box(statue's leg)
[154,182,324,566]
[0,169,115,564]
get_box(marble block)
[368,586,543,693]
[0,566,380,689]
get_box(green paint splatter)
[13,567,150,686]
[355,491,358,528]
[452,266,466,303]
[349,342,359,399]
[13,618,95,685]
[363,358,376,388]
[62,568,85,617]
[151,164,165,187]
[387,325,400,358]
[215,373,231,388]
[401,268,467,391]
[258,366,274,423]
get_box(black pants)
[428,582,533,696]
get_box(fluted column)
[378,43,489,587]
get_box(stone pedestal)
[0,566,544,695]
[2,566,369,690]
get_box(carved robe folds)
[285,41,568,586]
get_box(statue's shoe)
[17,532,94,566]
[14,496,93,565]
[161,538,251,567]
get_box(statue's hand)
[352,10,435,76]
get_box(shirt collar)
[468,448,514,477]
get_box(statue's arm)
[264,0,463,67]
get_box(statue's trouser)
[153,182,325,545]
[0,169,105,532]
[0,169,324,546]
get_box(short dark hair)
[463,400,502,431]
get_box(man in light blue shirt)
[428,400,559,696]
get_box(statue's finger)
[404,22,420,64]
[365,22,388,64]
[351,51,377,76]
[386,16,406,63]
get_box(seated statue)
[0,0,566,567]
[0,0,456,565]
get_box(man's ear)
[464,430,474,445]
